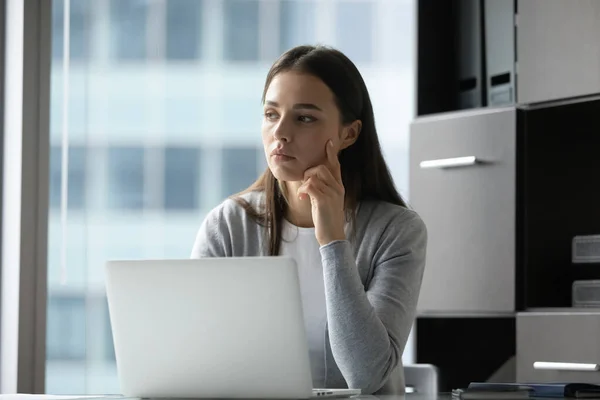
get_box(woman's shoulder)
[357,200,427,237]
[354,200,427,262]
[193,191,265,258]
[204,190,265,225]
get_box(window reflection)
[47,296,86,361]
[107,147,145,210]
[164,147,200,210]
[110,0,148,60]
[336,1,374,63]
[49,146,87,210]
[221,147,260,197]
[52,0,90,61]
[223,0,260,61]
[279,0,316,54]
[166,0,203,60]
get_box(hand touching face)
[296,140,347,245]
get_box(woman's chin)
[269,165,304,182]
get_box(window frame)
[0,0,5,359]
[1,0,52,393]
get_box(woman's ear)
[339,120,362,150]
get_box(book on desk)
[452,382,600,399]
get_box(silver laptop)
[105,257,361,399]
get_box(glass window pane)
[47,0,415,393]
[164,147,200,210]
[166,0,202,60]
[279,0,316,54]
[46,296,86,361]
[107,147,145,210]
[336,1,374,63]
[221,147,259,197]
[223,0,259,61]
[52,0,89,61]
[110,0,148,60]
[49,145,87,210]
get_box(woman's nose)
[272,118,291,142]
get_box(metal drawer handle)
[419,156,482,169]
[534,361,600,372]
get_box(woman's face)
[262,71,343,182]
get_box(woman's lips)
[271,154,295,162]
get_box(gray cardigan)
[191,191,427,395]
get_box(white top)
[280,219,327,389]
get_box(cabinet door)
[517,311,600,383]
[517,0,600,103]
[410,107,516,313]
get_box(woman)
[191,45,427,395]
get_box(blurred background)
[46,0,415,394]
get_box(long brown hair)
[233,45,407,256]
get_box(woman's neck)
[282,181,314,228]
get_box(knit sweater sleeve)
[319,210,427,394]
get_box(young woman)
[191,45,427,395]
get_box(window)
[221,147,260,197]
[46,296,86,361]
[279,1,316,54]
[166,0,202,60]
[107,147,145,210]
[51,0,89,61]
[49,146,87,210]
[223,0,259,61]
[164,147,200,210]
[336,1,374,63]
[47,0,415,393]
[110,0,148,61]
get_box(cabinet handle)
[419,156,481,169]
[534,361,600,372]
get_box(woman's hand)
[297,140,346,246]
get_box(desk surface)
[0,395,454,400]
[361,395,448,400]
[0,395,578,400]
[0,394,470,400]
[369,395,452,400]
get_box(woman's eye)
[264,112,278,120]
[298,115,316,123]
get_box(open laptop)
[105,257,361,399]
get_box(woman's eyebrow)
[265,100,323,112]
